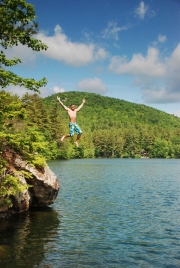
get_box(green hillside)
[44,91,180,129]
[43,91,180,159]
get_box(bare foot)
[61,136,65,142]
[74,141,79,147]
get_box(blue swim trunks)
[69,122,82,136]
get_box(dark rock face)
[14,157,59,207]
[11,176,30,212]
[0,153,60,219]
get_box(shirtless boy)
[57,96,86,147]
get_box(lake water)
[0,159,180,267]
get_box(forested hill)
[43,91,180,129]
[42,91,180,159]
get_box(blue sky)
[5,0,180,116]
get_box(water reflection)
[0,207,60,268]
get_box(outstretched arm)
[57,96,69,111]
[76,99,86,112]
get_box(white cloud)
[52,86,65,94]
[3,85,31,97]
[109,47,166,77]
[101,22,129,40]
[3,44,36,65]
[38,85,66,98]
[174,110,180,117]
[158,34,167,43]
[140,44,180,103]
[37,25,107,67]
[167,43,180,80]
[94,48,107,60]
[141,86,180,104]
[39,86,65,98]
[3,85,66,98]
[108,43,180,104]
[76,77,108,95]
[152,34,167,46]
[2,25,107,67]
[135,1,148,20]
[159,43,180,102]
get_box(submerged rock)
[0,152,60,219]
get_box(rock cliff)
[0,151,60,219]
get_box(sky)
[4,0,180,116]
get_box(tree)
[0,0,49,209]
[0,0,48,92]
[150,138,170,158]
[0,91,48,208]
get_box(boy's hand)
[82,99,86,103]
[57,96,60,101]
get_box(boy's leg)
[61,134,71,141]
[74,123,82,147]
[74,134,81,147]
[61,123,74,142]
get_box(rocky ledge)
[0,152,60,219]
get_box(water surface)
[0,159,180,267]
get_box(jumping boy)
[57,96,86,147]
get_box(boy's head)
[70,104,75,110]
